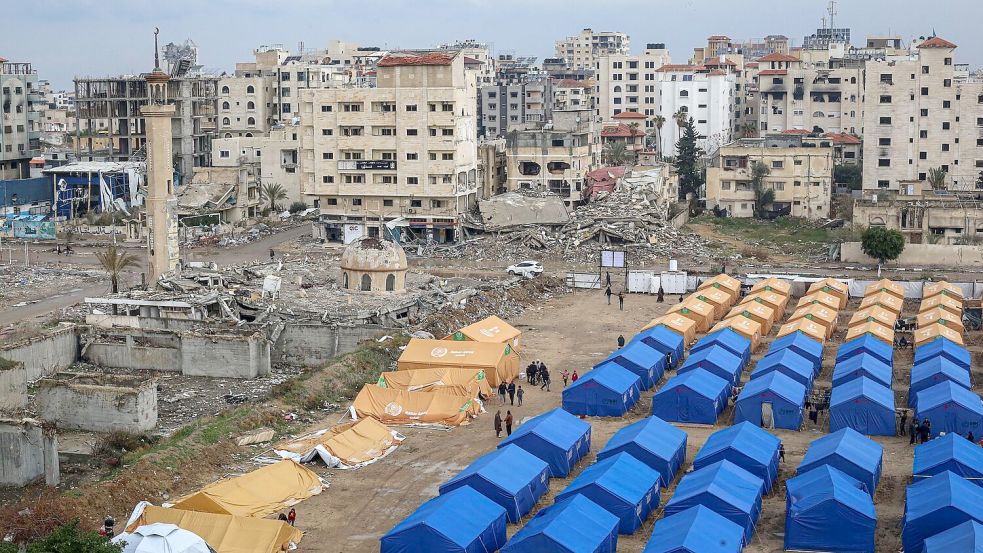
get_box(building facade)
[299,51,478,243]
[555,29,630,71]
[656,65,736,155]
[212,127,302,206]
[705,135,834,219]
[593,45,672,124]
[1,57,42,179]
[478,77,552,139]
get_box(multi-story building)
[746,52,863,136]
[803,27,851,50]
[478,77,552,139]
[505,108,599,206]
[73,73,219,182]
[212,127,302,207]
[217,75,270,137]
[593,44,672,124]
[656,64,737,155]
[853,191,983,245]
[704,135,834,219]
[860,36,983,193]
[299,51,478,244]
[555,29,630,71]
[1,57,42,179]
[437,40,496,87]
[553,79,593,110]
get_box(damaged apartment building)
[73,68,219,183]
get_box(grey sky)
[4,0,980,90]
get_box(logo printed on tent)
[479,327,501,337]
[453,332,465,341]
[431,347,448,357]
[384,402,403,416]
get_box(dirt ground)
[289,288,922,553]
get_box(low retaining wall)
[0,419,59,487]
[182,334,271,378]
[37,373,158,433]
[841,241,983,268]
[274,324,389,366]
[0,326,79,381]
[0,362,29,411]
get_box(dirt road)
[293,288,915,553]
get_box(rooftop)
[612,111,647,120]
[377,51,456,67]
[918,36,957,49]
[758,52,800,63]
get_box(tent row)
[641,273,744,348]
[915,281,966,348]
[738,329,823,430]
[902,471,983,552]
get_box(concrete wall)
[0,363,28,411]
[841,241,983,267]
[0,420,58,487]
[84,343,182,372]
[37,376,158,433]
[0,327,78,381]
[85,314,204,332]
[275,324,389,366]
[182,334,271,378]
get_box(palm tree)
[750,162,774,218]
[740,123,757,138]
[261,182,288,212]
[650,115,666,159]
[673,110,689,127]
[95,245,140,294]
[928,167,947,191]
[602,141,631,166]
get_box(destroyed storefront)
[44,161,145,219]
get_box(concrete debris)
[236,427,275,446]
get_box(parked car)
[507,260,544,278]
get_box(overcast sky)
[5,0,980,90]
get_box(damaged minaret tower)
[142,27,180,284]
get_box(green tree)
[739,122,757,138]
[750,162,774,218]
[95,245,140,294]
[602,140,631,166]
[861,226,905,277]
[976,170,983,190]
[928,166,947,191]
[21,521,122,553]
[649,115,666,158]
[261,182,288,212]
[834,164,863,190]
[675,117,704,199]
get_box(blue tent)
[914,433,983,485]
[916,337,971,371]
[562,364,641,417]
[784,465,876,553]
[501,494,619,553]
[829,376,896,436]
[663,459,764,543]
[923,520,983,553]
[631,325,684,369]
[916,381,983,438]
[597,416,687,486]
[600,340,665,390]
[751,348,815,389]
[643,505,745,553]
[734,371,807,431]
[831,353,893,388]
[693,422,781,492]
[677,346,743,389]
[652,370,729,424]
[901,471,983,553]
[797,427,884,493]
[769,330,824,373]
[690,328,752,369]
[556,451,661,534]
[381,486,507,553]
[836,334,893,367]
[910,357,971,408]
[438,445,550,523]
[498,408,591,477]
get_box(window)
[921,87,929,96]
[879,138,892,146]
[679,90,689,98]
[322,152,333,160]
[386,274,396,292]
[322,176,334,183]
[879,95,892,103]
[442,153,454,160]
[383,199,394,207]
[360,274,371,292]
[878,159,891,167]
[428,152,437,161]
[344,174,365,184]
[921,109,929,117]
[222,101,230,110]
[221,86,230,94]
[945,57,953,65]
[342,103,362,112]
[342,127,363,137]
[246,85,255,94]
[794,159,803,165]
[441,102,454,112]
[944,79,952,87]
[431,199,445,208]
[879,116,891,125]
[405,104,417,111]
[942,144,950,152]
[879,74,893,84]
[442,128,453,136]
[406,129,418,136]
[922,65,930,74]
[247,101,255,110]
[222,117,231,126]
[877,180,889,189]
[321,128,333,136]
[771,160,784,169]
[327,198,337,205]
[920,130,928,139]
[407,177,419,185]
[410,199,422,207]
[943,100,951,109]
[321,105,332,112]
[920,152,927,160]
[219,150,230,158]
[406,152,418,160]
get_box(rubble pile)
[0,264,104,308]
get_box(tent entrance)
[761,402,775,429]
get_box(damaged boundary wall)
[0,418,59,486]
[37,373,158,433]
[273,323,390,366]
[0,327,80,412]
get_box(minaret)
[141,28,179,283]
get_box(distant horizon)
[5,0,980,90]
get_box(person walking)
[778,443,785,463]
[606,271,612,287]
[900,410,908,437]
[561,370,569,387]
[517,385,524,406]
[969,432,976,443]
[605,286,613,305]
[505,411,514,436]
[527,362,537,385]
[507,382,516,406]
[657,286,664,303]
[618,291,625,311]
[571,370,579,383]
[288,508,296,527]
[617,334,626,348]
[923,419,932,443]
[540,367,551,391]
[498,382,507,405]
[494,411,503,438]
[269,248,275,261]
[910,419,918,445]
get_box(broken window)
[547,161,571,174]
[519,161,541,176]
[386,274,395,291]
[361,274,371,292]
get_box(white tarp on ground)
[112,522,213,553]
[568,271,688,294]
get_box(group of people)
[559,369,579,387]
[493,410,514,438]
[603,272,627,311]
[526,360,552,391]
[277,508,297,526]
[497,381,523,406]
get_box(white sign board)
[600,250,626,268]
[343,224,364,244]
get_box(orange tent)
[845,320,894,346]
[864,279,905,300]
[808,278,849,309]
[917,307,965,334]
[725,302,775,335]
[789,304,838,339]
[668,299,716,331]
[849,305,897,330]
[352,385,477,426]
[919,294,963,317]
[378,367,492,399]
[777,319,827,344]
[859,291,903,316]
[642,314,697,345]
[397,339,516,387]
[126,506,302,553]
[923,281,964,303]
[710,317,763,351]
[740,291,789,319]
[914,323,964,348]
[798,290,841,311]
[691,288,733,319]
[750,277,792,297]
[445,316,522,375]
[275,417,403,467]
[698,274,742,304]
